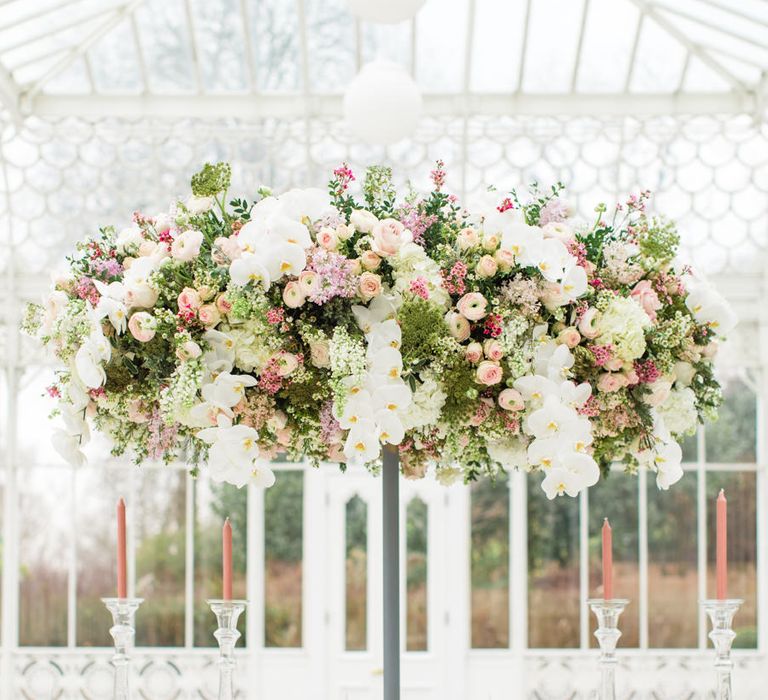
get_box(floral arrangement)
[24,161,735,498]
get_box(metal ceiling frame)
[0,0,763,120]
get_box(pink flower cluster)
[441,260,467,296]
[332,162,355,196]
[590,344,614,367]
[258,359,284,395]
[306,248,358,304]
[538,198,569,225]
[430,159,446,191]
[266,307,284,325]
[74,277,100,305]
[398,203,437,246]
[409,277,429,300]
[147,408,178,460]
[634,359,660,384]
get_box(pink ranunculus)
[445,311,471,342]
[465,342,483,363]
[282,281,305,308]
[558,327,581,348]
[316,227,339,250]
[578,307,600,339]
[360,250,382,271]
[476,360,503,386]
[371,218,412,257]
[215,235,241,261]
[597,372,627,393]
[215,294,233,315]
[624,368,640,386]
[177,340,202,361]
[171,228,204,262]
[358,272,382,302]
[630,280,662,322]
[298,270,319,296]
[274,351,299,377]
[138,240,158,257]
[198,304,221,327]
[498,388,525,411]
[456,292,488,321]
[457,227,479,250]
[476,255,498,278]
[643,379,672,406]
[128,311,156,342]
[177,287,202,313]
[483,339,504,361]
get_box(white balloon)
[346,0,426,23]
[343,61,422,145]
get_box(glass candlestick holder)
[207,599,247,700]
[101,597,143,700]
[701,599,743,700]
[587,599,629,700]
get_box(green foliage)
[190,162,231,197]
[638,216,680,266]
[363,165,396,217]
[399,298,449,370]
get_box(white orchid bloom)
[513,375,559,407]
[265,214,313,249]
[61,406,90,443]
[559,380,591,408]
[52,430,87,467]
[500,222,545,268]
[74,329,111,389]
[368,346,403,382]
[203,330,236,373]
[262,240,307,280]
[685,284,737,336]
[229,253,271,290]
[535,238,570,282]
[527,396,583,441]
[534,342,574,381]
[277,187,331,224]
[541,466,583,499]
[197,419,269,488]
[352,294,399,333]
[201,372,258,409]
[94,287,127,334]
[344,420,381,463]
[637,435,684,491]
[366,318,402,352]
[186,400,229,428]
[372,383,412,415]
[333,392,375,430]
[376,410,405,445]
[66,377,90,412]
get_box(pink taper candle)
[602,518,613,600]
[117,498,127,599]
[716,489,727,600]
[223,518,233,601]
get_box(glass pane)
[194,479,247,646]
[406,498,428,652]
[647,472,698,648]
[77,468,133,646]
[528,475,580,648]
[705,379,757,463]
[470,475,509,648]
[707,472,757,648]
[681,433,698,463]
[20,466,69,646]
[588,475,639,647]
[265,470,303,647]
[135,469,186,646]
[345,495,367,651]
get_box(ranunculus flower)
[138,240,158,257]
[457,227,479,250]
[361,250,382,271]
[298,270,319,297]
[128,311,156,342]
[456,292,488,321]
[483,339,504,361]
[171,228,204,262]
[178,287,202,313]
[597,372,627,393]
[358,272,382,302]
[274,351,299,377]
[476,360,503,386]
[498,388,525,411]
[476,255,498,278]
[116,226,143,254]
[465,342,483,363]
[630,280,662,322]
[372,218,412,257]
[179,340,202,360]
[350,209,378,233]
[578,307,600,339]
[310,339,331,368]
[198,304,220,327]
[282,281,305,308]
[557,327,581,348]
[445,311,471,342]
[215,294,232,314]
[214,236,241,262]
[316,227,339,250]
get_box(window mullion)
[184,472,194,648]
[697,427,708,650]
[67,467,77,648]
[638,468,649,650]
[579,487,589,650]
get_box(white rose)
[186,195,214,214]
[643,379,673,407]
[350,209,378,234]
[171,228,204,262]
[673,361,696,387]
[116,226,144,254]
[310,339,331,368]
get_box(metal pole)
[382,446,400,700]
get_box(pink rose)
[372,218,412,257]
[476,360,503,386]
[298,270,319,297]
[624,368,640,386]
[476,255,498,278]
[358,272,382,302]
[316,227,339,250]
[483,339,504,361]
[361,250,382,271]
[482,233,500,251]
[198,304,220,327]
[605,357,624,372]
[215,294,233,315]
[578,307,600,339]
[274,351,299,377]
[445,311,471,342]
[309,339,331,368]
[349,258,363,275]
[557,327,581,348]
[643,379,672,406]
[127,398,149,423]
[282,281,305,308]
[128,311,156,342]
[465,342,483,363]
[630,280,662,322]
[456,292,488,321]
[494,248,515,272]
[597,372,627,393]
[177,287,202,313]
[498,388,525,411]
[457,227,479,250]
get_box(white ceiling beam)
[692,0,768,30]
[0,0,90,32]
[0,62,20,122]
[623,11,645,92]
[26,91,761,119]
[654,1,768,48]
[516,0,532,93]
[239,0,256,91]
[129,12,149,94]
[183,0,203,92]
[570,0,591,92]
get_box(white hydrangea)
[486,437,529,471]
[595,296,651,361]
[656,386,698,436]
[390,242,450,308]
[228,324,273,373]
[401,373,447,430]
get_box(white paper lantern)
[343,61,423,145]
[346,0,426,23]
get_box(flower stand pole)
[382,445,401,700]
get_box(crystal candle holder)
[587,598,629,700]
[101,597,143,700]
[702,599,743,700]
[207,599,247,700]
